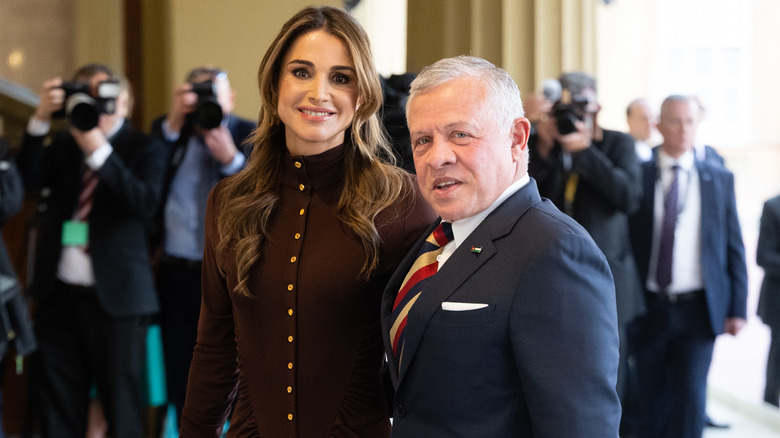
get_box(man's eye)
[454,132,469,139]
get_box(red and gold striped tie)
[390,221,454,362]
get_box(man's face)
[657,100,698,158]
[627,101,655,142]
[408,76,529,221]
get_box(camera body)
[552,89,591,136]
[190,81,223,130]
[52,80,121,131]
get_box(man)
[528,71,644,434]
[628,95,747,438]
[626,98,656,162]
[150,66,254,422]
[381,55,621,437]
[758,193,780,408]
[16,64,169,437]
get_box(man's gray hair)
[406,55,524,130]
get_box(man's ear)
[510,117,531,161]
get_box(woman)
[179,6,436,437]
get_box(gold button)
[288,335,293,343]
[299,184,305,191]
[288,413,293,420]
[299,208,304,215]
[294,233,301,240]
[288,308,294,316]
[287,284,294,291]
[287,386,293,393]
[288,362,293,369]
[294,161,302,168]
[290,256,297,263]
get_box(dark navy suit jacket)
[629,150,748,335]
[381,179,622,437]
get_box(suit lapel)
[394,180,542,381]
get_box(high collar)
[281,144,345,191]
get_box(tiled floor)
[704,387,780,438]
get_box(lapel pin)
[470,246,482,254]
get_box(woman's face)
[277,30,359,156]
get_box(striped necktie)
[390,221,454,362]
[656,164,679,293]
[74,168,99,222]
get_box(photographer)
[149,66,254,425]
[16,63,169,437]
[528,71,644,437]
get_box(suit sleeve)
[180,184,240,437]
[758,198,780,275]
[97,135,170,221]
[571,131,642,215]
[510,229,621,437]
[723,172,748,318]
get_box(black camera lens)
[190,81,223,130]
[193,99,223,130]
[555,109,579,135]
[65,93,101,131]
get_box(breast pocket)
[436,304,495,327]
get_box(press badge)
[61,221,89,246]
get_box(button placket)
[284,159,311,432]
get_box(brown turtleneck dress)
[180,145,436,437]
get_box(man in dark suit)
[757,194,780,407]
[16,64,169,437]
[149,66,254,422]
[528,72,644,434]
[628,95,747,438]
[380,55,621,437]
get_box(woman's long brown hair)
[217,6,410,297]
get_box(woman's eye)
[332,73,351,85]
[454,132,469,138]
[293,69,309,79]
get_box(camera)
[190,81,223,130]
[52,80,121,131]
[552,89,591,135]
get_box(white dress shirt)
[437,174,531,270]
[646,149,704,294]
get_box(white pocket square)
[441,302,489,311]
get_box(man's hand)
[723,317,746,336]
[556,120,592,153]
[166,83,198,134]
[70,126,107,156]
[35,78,65,122]
[203,125,238,166]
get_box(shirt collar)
[449,174,530,248]
[658,148,695,172]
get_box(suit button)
[394,405,406,417]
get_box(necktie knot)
[432,221,454,248]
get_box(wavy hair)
[218,6,410,297]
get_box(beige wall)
[158,0,341,128]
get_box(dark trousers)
[765,327,780,407]
[157,257,202,424]
[629,291,715,438]
[34,281,148,438]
